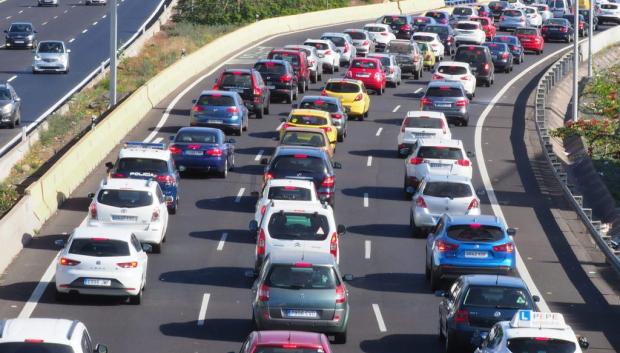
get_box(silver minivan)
[548,0,569,17]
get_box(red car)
[240,331,334,353]
[514,27,544,55]
[268,49,311,94]
[344,57,386,95]
[470,16,496,39]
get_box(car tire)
[462,119,469,127]
[333,331,347,344]
[377,87,383,95]
[256,107,263,119]
[337,133,344,143]
[168,203,177,215]
[264,101,270,114]
[485,79,491,87]
[419,68,423,79]
[311,72,317,84]
[219,160,229,178]
[410,214,423,238]
[425,256,431,280]
[286,91,293,104]
[445,331,458,353]
[152,243,162,254]
[318,73,323,81]
[504,66,510,73]
[293,86,298,100]
[299,81,305,94]
[229,154,235,171]
[129,290,142,305]
[438,320,446,342]
[430,265,441,292]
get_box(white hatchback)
[397,111,451,157]
[54,227,149,304]
[304,39,341,74]
[411,32,445,60]
[251,179,320,224]
[524,6,543,27]
[363,23,396,52]
[432,61,477,99]
[87,178,169,253]
[454,21,486,45]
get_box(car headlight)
[27,35,34,40]
[0,105,11,114]
[34,55,41,61]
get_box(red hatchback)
[240,331,334,353]
[514,27,544,55]
[471,16,496,39]
[344,57,386,94]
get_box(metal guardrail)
[534,52,620,275]
[444,0,478,5]
[0,0,173,159]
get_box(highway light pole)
[109,0,117,106]
[588,1,593,77]
[573,0,579,121]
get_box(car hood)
[6,32,32,38]
[36,52,66,60]
[0,100,14,107]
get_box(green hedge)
[174,0,351,25]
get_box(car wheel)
[311,72,317,84]
[8,118,16,129]
[299,81,305,94]
[318,73,323,81]
[419,68,423,79]
[264,101,270,114]
[337,133,344,142]
[229,154,235,170]
[430,265,441,291]
[219,160,228,178]
[168,203,177,215]
[333,331,347,344]
[485,79,491,87]
[152,243,162,254]
[413,69,419,80]
[256,107,263,119]
[445,331,458,353]
[129,290,142,305]
[425,255,431,280]
[377,87,383,95]
[504,66,510,73]
[461,119,469,127]
[293,86,298,100]
[438,319,446,342]
[410,214,422,238]
[285,91,293,104]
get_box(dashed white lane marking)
[364,240,371,259]
[68,38,75,43]
[152,137,163,143]
[372,304,387,332]
[72,5,76,7]
[235,188,245,203]
[92,21,98,26]
[254,149,264,162]
[5,16,11,20]
[18,253,60,318]
[42,22,48,26]
[392,105,400,113]
[363,193,369,208]
[102,14,106,18]
[414,87,422,94]
[197,293,210,326]
[366,156,372,167]
[7,75,17,82]
[82,29,88,34]
[64,9,68,13]
[19,10,24,14]
[375,127,382,136]
[217,232,228,251]
[53,15,58,19]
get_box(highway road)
[0,10,619,353]
[0,0,163,149]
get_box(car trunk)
[268,287,337,320]
[174,143,221,158]
[425,196,472,215]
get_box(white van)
[548,0,570,17]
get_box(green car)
[251,250,352,343]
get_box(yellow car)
[279,109,337,149]
[321,78,370,120]
[418,42,436,70]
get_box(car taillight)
[500,16,505,21]
[409,157,424,165]
[156,174,176,186]
[264,172,274,181]
[493,242,515,253]
[280,74,293,82]
[467,198,479,210]
[117,261,138,268]
[282,122,290,130]
[401,118,409,132]
[206,148,223,157]
[227,106,239,113]
[345,70,353,78]
[501,52,509,59]
[111,172,126,178]
[335,283,346,303]
[253,87,262,96]
[400,24,412,31]
[331,113,343,120]
[344,43,350,53]
[455,309,469,324]
[321,90,327,96]
[432,74,443,80]
[483,63,490,72]
[168,144,182,155]
[321,126,332,133]
[542,26,548,32]
[421,97,432,106]
[354,93,363,101]
[362,40,369,46]
[258,283,269,301]
[192,105,203,112]
[380,32,388,36]
[330,232,338,258]
[260,205,267,215]
[151,208,160,222]
[390,67,394,74]
[257,228,266,256]
[560,27,568,32]
[460,75,469,81]
[447,35,453,43]
[59,257,81,266]
[436,240,459,252]
[325,50,332,55]
[89,202,97,219]
[456,159,471,166]
[455,99,468,107]
[416,196,428,208]
[321,175,335,188]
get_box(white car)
[532,4,553,22]
[304,39,341,74]
[397,111,451,157]
[87,178,169,253]
[598,2,620,25]
[320,32,357,65]
[411,32,445,60]
[524,6,543,27]
[506,0,525,9]
[404,138,473,195]
[32,40,70,74]
[249,200,346,272]
[284,44,322,83]
[432,61,477,99]
[54,227,149,304]
[251,179,320,224]
[363,23,396,52]
[0,318,108,353]
[409,175,480,237]
[85,0,106,4]
[37,0,58,6]
[453,21,486,45]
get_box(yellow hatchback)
[280,109,338,148]
[417,42,436,71]
[321,78,370,120]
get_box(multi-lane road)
[0,8,619,353]
[0,0,163,149]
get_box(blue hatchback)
[190,90,249,136]
[169,127,235,178]
[492,35,524,64]
[425,214,517,290]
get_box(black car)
[454,45,495,87]
[377,15,414,39]
[562,14,587,37]
[261,146,341,206]
[483,42,514,73]
[541,18,574,43]
[0,83,21,128]
[420,81,470,126]
[4,22,37,49]
[424,24,457,56]
[254,59,298,104]
[437,275,540,353]
[578,9,598,32]
[488,1,509,20]
[491,35,524,64]
[213,68,270,119]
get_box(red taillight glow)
[421,97,432,106]
[280,74,293,82]
[345,70,353,78]
[253,87,262,96]
[24,339,45,343]
[354,93,363,101]
[258,283,269,301]
[156,174,176,185]
[456,159,471,167]
[117,261,138,268]
[468,198,479,210]
[483,63,490,72]
[416,196,428,208]
[59,257,80,266]
[436,240,459,252]
[460,75,469,81]
[206,148,223,157]
[151,208,160,222]
[432,74,443,80]
[321,90,328,96]
[227,106,239,113]
[264,172,274,181]
[294,262,313,268]
[362,40,369,46]
[560,27,568,33]
[400,24,412,31]
[322,175,335,188]
[192,105,203,112]
[282,344,298,349]
[111,172,126,178]
[409,157,424,165]
[330,232,338,258]
[501,52,509,59]
[321,126,332,133]
[455,309,469,324]
[335,284,346,303]
[89,203,97,219]
[455,99,469,107]
[493,242,514,253]
[260,205,267,215]
[331,113,343,119]
[169,145,182,155]
[257,229,266,256]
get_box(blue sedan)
[491,35,524,64]
[169,127,235,178]
[425,214,517,291]
[190,90,249,136]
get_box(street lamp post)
[109,0,117,107]
[588,1,593,77]
[573,0,579,122]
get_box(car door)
[130,234,148,280]
[442,279,463,332]
[80,330,93,353]
[426,217,445,267]
[155,185,168,232]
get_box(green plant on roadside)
[0,182,19,215]
[580,65,620,119]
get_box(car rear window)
[266,264,336,289]
[220,72,252,88]
[417,146,464,159]
[503,9,522,16]
[351,59,378,69]
[306,41,329,50]
[325,81,360,93]
[347,31,366,39]
[267,212,330,241]
[525,7,536,14]
[404,116,443,129]
[455,48,488,63]
[289,115,328,126]
[506,338,576,353]
[387,42,414,54]
[515,28,538,35]
[413,17,432,23]
[473,18,490,25]
[413,35,434,42]
[254,62,286,75]
[545,19,567,26]
[69,238,131,257]
[484,43,507,52]
[424,25,448,35]
[267,186,312,201]
[197,94,235,106]
[116,158,168,175]
[447,224,504,242]
[0,88,10,100]
[175,131,218,144]
[299,99,339,113]
[270,52,300,67]
[601,4,618,9]
[453,7,474,15]
[418,42,430,52]
[489,1,507,10]
[9,24,33,32]
[381,16,407,25]
[281,131,326,148]
[321,35,345,47]
[97,189,153,208]
[365,25,387,32]
[423,182,472,198]
[272,155,326,173]
[438,65,468,75]
[255,347,324,353]
[426,86,464,97]
[456,22,479,30]
[426,11,448,20]
[493,36,517,44]
[548,0,566,8]
[462,286,532,309]
[0,343,74,353]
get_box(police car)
[0,318,108,353]
[474,310,590,353]
[105,142,179,214]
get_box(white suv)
[304,39,341,74]
[87,178,169,253]
[251,179,320,224]
[432,61,477,99]
[404,138,473,195]
[397,111,451,157]
[55,227,149,304]
[0,318,108,353]
[249,201,346,272]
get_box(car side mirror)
[15,97,21,102]
[94,344,108,353]
[87,192,95,199]
[142,244,153,253]
[292,103,298,109]
[250,191,260,198]
[337,224,346,236]
[249,220,259,233]
[578,336,589,350]
[260,158,269,165]
[434,290,449,298]
[532,295,540,302]
[105,161,114,170]
[228,138,236,144]
[54,239,66,248]
[333,162,342,169]
[507,227,517,236]
[343,274,354,282]
[192,99,197,104]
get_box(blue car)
[541,18,574,43]
[425,214,517,291]
[411,16,437,32]
[491,35,524,64]
[190,90,249,136]
[169,127,235,178]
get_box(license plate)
[14,40,24,44]
[111,215,137,221]
[209,120,223,124]
[286,310,318,318]
[430,163,450,168]
[465,251,488,258]
[491,54,498,60]
[185,150,203,156]
[84,279,111,287]
[267,85,276,89]
[357,73,370,78]
[521,38,530,41]
[435,103,451,108]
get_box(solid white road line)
[414,87,422,94]
[82,29,88,34]
[375,127,382,136]
[7,75,17,83]
[6,16,11,20]
[217,232,228,251]
[364,240,371,259]
[102,14,106,18]
[363,193,369,208]
[254,149,264,162]
[392,105,400,113]
[152,137,163,143]
[366,156,372,167]
[235,188,245,203]
[93,21,98,26]
[197,293,210,326]
[18,253,60,318]
[68,38,75,43]
[372,304,387,332]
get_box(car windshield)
[473,18,490,25]
[0,89,11,100]
[321,36,345,46]
[453,7,473,15]
[325,82,360,93]
[404,116,443,129]
[271,53,300,67]
[424,25,448,35]
[9,24,32,32]
[289,115,328,126]
[267,212,330,241]
[266,264,336,289]
[351,59,378,69]
[197,94,235,106]
[38,42,63,53]
[447,224,504,242]
[347,31,366,39]
[299,99,339,113]
[387,42,413,54]
[455,48,487,63]
[254,62,286,75]
[426,11,447,20]
[116,158,168,175]
[175,131,218,144]
[0,343,75,353]
[424,182,472,198]
[365,25,387,32]
[413,35,434,42]
[381,16,407,25]
[525,7,536,14]
[281,131,326,147]
[69,238,130,257]
[417,146,464,159]
[220,72,252,88]
[601,4,618,9]
[272,155,325,173]
[255,347,325,353]
[456,23,478,30]
[503,9,522,16]
[426,86,464,97]
[267,186,312,201]
[97,189,153,208]
[438,65,468,75]
[507,338,576,353]
[306,41,329,50]
[463,286,532,309]
[515,28,538,35]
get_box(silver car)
[0,83,21,128]
[38,0,58,6]
[343,29,375,56]
[85,0,107,4]
[409,174,480,237]
[498,9,527,31]
[367,53,401,87]
[32,40,70,74]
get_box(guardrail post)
[558,172,567,185]
[582,208,593,220]
[21,126,27,143]
[574,195,583,207]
